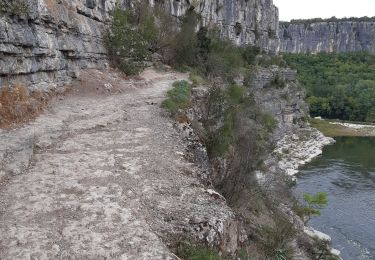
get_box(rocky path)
[0,69,235,260]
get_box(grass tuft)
[161,80,192,114]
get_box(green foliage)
[105,6,152,75]
[189,72,205,87]
[284,52,375,122]
[176,242,223,260]
[206,84,276,165]
[257,55,288,68]
[281,16,375,27]
[237,250,251,260]
[161,80,192,114]
[173,17,249,81]
[173,10,200,68]
[205,32,244,80]
[266,74,286,89]
[0,0,29,17]
[297,192,328,224]
[105,2,178,75]
[258,214,296,260]
[242,45,261,65]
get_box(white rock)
[304,226,331,242]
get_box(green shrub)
[161,80,192,114]
[105,6,151,75]
[189,72,205,87]
[295,192,328,224]
[176,242,223,260]
[258,214,296,260]
[173,9,200,68]
[105,2,178,75]
[267,74,286,89]
[206,84,275,161]
[242,45,261,65]
[0,0,29,17]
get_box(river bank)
[273,126,335,176]
[311,118,375,137]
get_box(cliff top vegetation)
[280,16,375,26]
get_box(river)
[294,137,375,260]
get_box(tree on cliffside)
[299,192,328,224]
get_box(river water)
[293,137,375,260]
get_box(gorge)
[1,0,375,259]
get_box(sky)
[273,0,375,21]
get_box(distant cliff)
[277,19,375,54]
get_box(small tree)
[300,192,328,224]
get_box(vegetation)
[257,214,296,260]
[295,192,328,224]
[176,242,224,260]
[106,4,272,79]
[310,118,375,137]
[205,84,277,160]
[284,52,375,122]
[161,80,192,114]
[0,0,29,17]
[0,85,46,128]
[106,5,332,259]
[105,2,177,75]
[280,16,375,26]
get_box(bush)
[176,242,223,260]
[257,214,296,260]
[189,72,205,87]
[205,84,275,162]
[241,45,261,65]
[161,80,192,114]
[105,6,152,75]
[266,74,286,89]
[0,85,46,128]
[294,192,328,224]
[172,9,200,68]
[0,0,29,17]
[105,2,178,75]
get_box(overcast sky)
[273,0,375,21]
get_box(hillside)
[284,52,375,122]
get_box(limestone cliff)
[277,20,375,54]
[0,0,118,91]
[0,0,279,91]
[163,0,279,47]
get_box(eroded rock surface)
[0,69,239,259]
[0,0,279,91]
[277,21,375,54]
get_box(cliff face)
[0,0,118,91]
[277,21,375,54]
[165,0,279,47]
[0,0,279,91]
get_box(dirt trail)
[0,69,234,260]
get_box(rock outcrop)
[0,0,118,91]
[165,0,279,47]
[0,0,279,91]
[277,20,375,54]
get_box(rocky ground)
[0,69,238,259]
[274,127,335,177]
